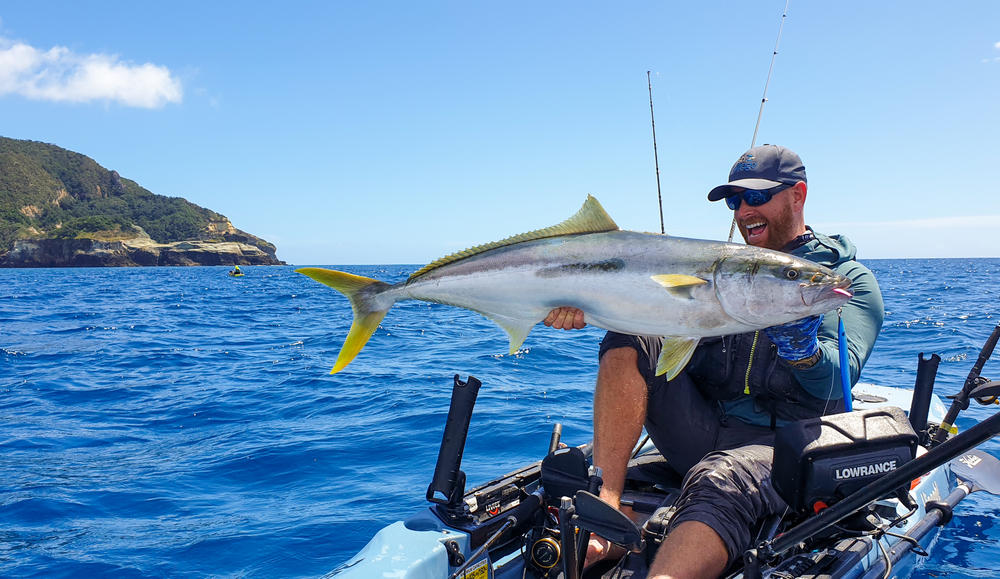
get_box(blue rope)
[838,309,853,411]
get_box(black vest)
[685,332,845,426]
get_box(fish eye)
[784,268,799,280]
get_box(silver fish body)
[398,230,847,336]
[299,196,852,377]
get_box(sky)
[1,1,998,264]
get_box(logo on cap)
[733,153,757,175]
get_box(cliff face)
[0,136,286,267]
[3,237,282,267]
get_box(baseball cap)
[708,144,807,201]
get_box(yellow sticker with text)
[458,558,490,579]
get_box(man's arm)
[593,347,648,508]
[579,345,650,566]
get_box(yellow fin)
[330,310,388,374]
[651,274,708,288]
[296,268,393,374]
[651,274,708,300]
[482,313,536,354]
[655,336,701,379]
[408,195,619,281]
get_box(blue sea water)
[2,259,1000,578]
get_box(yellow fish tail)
[296,267,393,374]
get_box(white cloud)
[0,39,182,108]
[983,41,1000,63]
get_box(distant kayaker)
[231,265,242,275]
[544,145,885,578]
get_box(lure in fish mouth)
[299,196,853,378]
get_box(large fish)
[298,196,852,378]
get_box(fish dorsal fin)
[408,195,619,281]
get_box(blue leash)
[838,309,852,411]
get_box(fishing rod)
[729,0,791,243]
[750,0,790,149]
[648,71,665,235]
[930,321,1000,445]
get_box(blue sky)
[2,2,998,264]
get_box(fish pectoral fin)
[655,336,701,380]
[483,314,536,354]
[651,274,709,300]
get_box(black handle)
[427,375,482,506]
[910,353,940,441]
[548,423,563,455]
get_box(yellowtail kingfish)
[298,196,852,378]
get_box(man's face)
[731,185,801,250]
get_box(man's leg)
[653,444,784,576]
[642,374,730,579]
[648,520,728,579]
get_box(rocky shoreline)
[1,137,288,268]
[1,235,284,267]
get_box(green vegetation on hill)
[0,136,232,251]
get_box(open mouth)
[744,220,766,240]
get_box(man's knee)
[649,520,728,579]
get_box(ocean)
[2,259,999,578]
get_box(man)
[544,144,884,579]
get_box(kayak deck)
[327,382,961,579]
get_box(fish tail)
[296,267,394,374]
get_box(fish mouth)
[801,274,853,307]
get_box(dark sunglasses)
[725,185,788,211]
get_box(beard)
[738,198,801,251]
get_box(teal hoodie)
[722,229,885,427]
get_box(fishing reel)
[524,425,604,577]
[525,518,564,576]
[945,376,1000,407]
[968,377,1000,405]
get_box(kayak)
[325,326,1000,579]
[228,271,244,277]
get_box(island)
[0,136,284,267]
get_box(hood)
[792,228,857,269]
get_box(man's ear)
[791,181,807,207]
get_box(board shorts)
[600,332,790,566]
